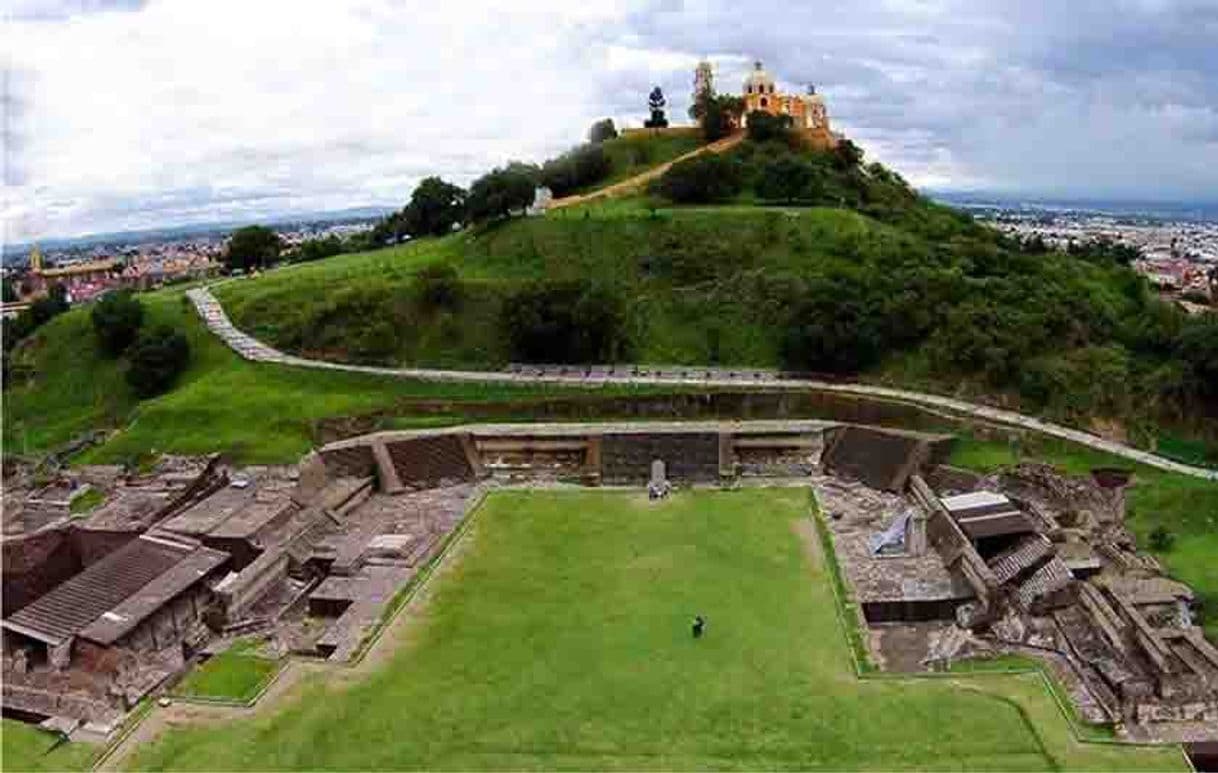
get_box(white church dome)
[743,60,775,94]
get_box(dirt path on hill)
[545,132,745,210]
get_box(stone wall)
[601,432,720,484]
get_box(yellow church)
[740,60,838,149]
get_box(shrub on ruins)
[539,144,612,197]
[652,153,743,204]
[223,225,281,272]
[745,110,794,144]
[413,263,463,313]
[501,279,631,364]
[466,163,539,223]
[1149,525,1176,552]
[91,289,145,357]
[401,176,467,238]
[126,325,191,398]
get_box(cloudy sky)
[4,0,1217,242]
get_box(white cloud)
[3,0,641,241]
[4,0,1216,242]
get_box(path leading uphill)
[546,132,745,210]
[186,287,1218,481]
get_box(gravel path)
[186,287,1218,481]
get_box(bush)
[755,155,818,204]
[467,164,538,222]
[652,154,743,204]
[699,94,744,142]
[1149,525,1175,552]
[745,110,794,144]
[588,118,617,144]
[502,280,631,363]
[91,290,145,356]
[414,263,463,312]
[126,325,191,398]
[780,277,884,374]
[539,144,611,197]
[294,235,344,263]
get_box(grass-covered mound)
[215,173,1216,456]
[129,489,1181,770]
[0,288,629,463]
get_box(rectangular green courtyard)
[127,489,1183,770]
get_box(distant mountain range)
[1,206,393,266]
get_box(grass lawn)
[1,719,98,772]
[950,433,1218,641]
[129,489,1181,770]
[172,641,280,703]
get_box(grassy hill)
[212,136,1217,461]
[0,288,656,464]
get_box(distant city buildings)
[2,220,375,312]
[977,208,1218,311]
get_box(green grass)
[950,433,1218,640]
[584,129,704,191]
[173,642,279,703]
[2,287,665,464]
[0,719,98,772]
[214,205,906,369]
[68,487,105,514]
[129,489,1180,770]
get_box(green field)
[172,640,280,703]
[129,489,1181,770]
[0,719,98,772]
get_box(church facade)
[739,60,838,149]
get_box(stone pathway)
[185,287,1218,482]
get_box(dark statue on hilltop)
[644,86,669,129]
[692,615,706,638]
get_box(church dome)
[743,60,775,94]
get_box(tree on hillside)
[644,87,669,129]
[224,225,281,272]
[502,279,631,363]
[745,110,794,144]
[2,276,17,303]
[1177,314,1218,401]
[91,290,144,357]
[832,138,864,170]
[540,144,611,197]
[651,153,743,204]
[293,235,345,263]
[402,176,467,237]
[588,118,618,144]
[699,94,744,142]
[780,277,884,374]
[466,165,538,222]
[756,155,817,204]
[126,325,191,398]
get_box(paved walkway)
[186,287,1218,481]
